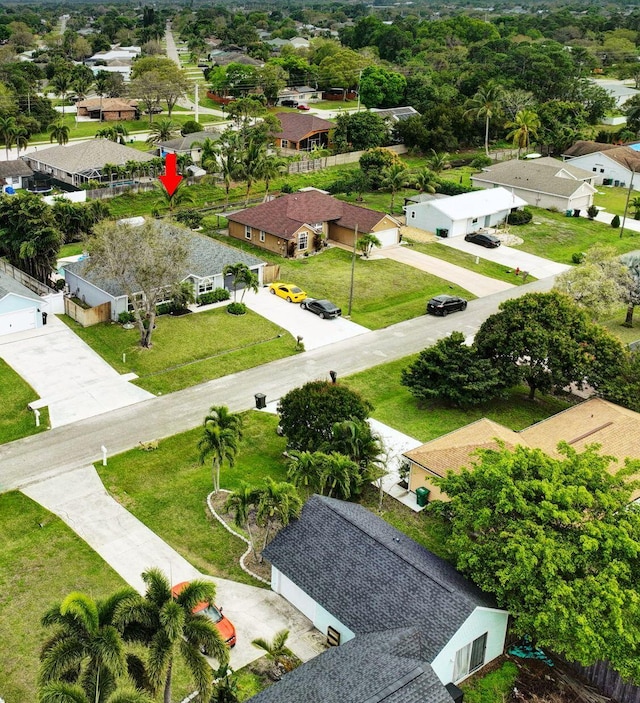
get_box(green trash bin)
[416,486,430,507]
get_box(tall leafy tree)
[621,251,640,327]
[115,569,229,703]
[465,81,505,157]
[436,443,640,680]
[198,405,243,493]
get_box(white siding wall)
[271,568,356,644]
[64,270,126,320]
[431,607,509,685]
[0,294,42,335]
[565,154,637,189]
[405,203,453,235]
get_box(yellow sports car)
[269,282,307,303]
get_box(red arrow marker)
[158,152,183,196]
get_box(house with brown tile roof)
[403,398,640,503]
[226,189,400,257]
[562,141,640,190]
[273,112,334,151]
[77,98,139,121]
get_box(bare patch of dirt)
[511,658,612,703]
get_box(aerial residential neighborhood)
[2,2,640,703]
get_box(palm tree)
[154,181,194,214]
[225,482,262,561]
[196,137,219,172]
[319,452,362,499]
[238,137,267,205]
[0,115,17,159]
[223,262,255,303]
[505,108,541,158]
[260,154,287,202]
[465,81,505,157]
[51,72,72,116]
[13,125,28,156]
[381,162,409,212]
[425,150,450,175]
[357,233,381,258]
[48,121,70,146]
[413,167,437,194]
[631,196,640,220]
[146,118,179,145]
[94,71,111,122]
[251,629,294,674]
[330,418,384,473]
[286,450,325,495]
[255,477,302,558]
[115,568,229,703]
[198,405,243,493]
[39,588,139,703]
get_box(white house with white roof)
[404,187,527,237]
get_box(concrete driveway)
[243,287,369,351]
[438,238,570,279]
[0,315,153,428]
[22,465,319,669]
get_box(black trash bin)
[42,311,48,325]
[254,393,267,409]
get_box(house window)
[245,226,252,240]
[600,169,605,173]
[282,139,289,148]
[472,218,478,225]
[298,231,308,250]
[453,633,487,682]
[260,230,266,242]
[411,211,415,219]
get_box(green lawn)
[58,242,85,258]
[343,356,574,442]
[408,239,535,286]
[214,243,473,329]
[96,410,288,585]
[511,207,640,264]
[0,359,49,444]
[594,184,634,215]
[461,660,519,703]
[60,308,297,395]
[601,305,640,345]
[0,492,126,702]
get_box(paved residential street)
[0,276,553,493]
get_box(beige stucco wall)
[408,462,449,502]
[228,221,311,257]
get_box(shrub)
[175,209,204,229]
[611,214,621,228]
[118,311,135,324]
[156,302,172,316]
[436,180,475,196]
[587,204,599,220]
[227,302,247,315]
[470,155,492,169]
[197,288,230,305]
[181,120,204,135]
[280,183,294,193]
[572,252,586,264]
[507,209,533,225]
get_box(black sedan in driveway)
[427,295,467,316]
[301,298,342,319]
[464,232,501,248]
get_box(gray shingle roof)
[64,223,264,296]
[0,270,42,302]
[0,160,33,178]
[158,131,220,151]
[25,139,154,175]
[249,628,454,703]
[264,496,498,661]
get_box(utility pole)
[347,224,358,318]
[194,82,199,124]
[620,166,636,239]
[356,69,363,112]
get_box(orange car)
[171,581,236,648]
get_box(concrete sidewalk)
[379,244,515,297]
[22,465,320,668]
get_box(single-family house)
[591,78,639,108]
[208,49,263,67]
[276,86,321,105]
[0,159,33,191]
[371,106,420,123]
[226,190,400,257]
[260,495,508,701]
[250,628,457,703]
[63,223,265,321]
[157,131,220,162]
[404,187,527,237]
[22,140,155,188]
[273,113,334,152]
[85,46,141,81]
[562,141,640,190]
[0,270,47,336]
[471,157,597,211]
[76,98,139,121]
[403,397,640,503]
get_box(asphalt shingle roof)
[0,160,33,178]
[159,131,220,151]
[563,141,640,171]
[249,628,454,703]
[227,191,391,240]
[264,495,497,661]
[274,112,334,142]
[0,270,42,302]
[64,222,264,296]
[25,139,154,175]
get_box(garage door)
[374,228,399,247]
[0,308,37,336]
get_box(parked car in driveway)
[464,232,501,248]
[427,294,467,316]
[301,298,342,319]
[269,282,307,303]
[171,581,236,648]
[297,104,310,110]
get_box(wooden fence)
[0,258,56,296]
[64,298,111,327]
[262,263,281,284]
[570,660,640,703]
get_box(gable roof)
[409,187,527,220]
[0,270,42,303]
[227,191,393,240]
[158,131,220,151]
[563,141,640,171]
[249,628,454,703]
[471,159,596,197]
[77,98,138,111]
[64,224,264,296]
[25,139,154,174]
[563,140,620,158]
[0,160,33,178]
[264,495,499,662]
[274,112,334,142]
